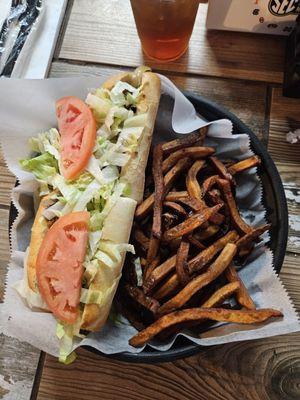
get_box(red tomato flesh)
[36,211,89,324]
[56,96,96,180]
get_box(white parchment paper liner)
[0,75,299,357]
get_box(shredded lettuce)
[134,257,143,287]
[29,128,60,161]
[99,241,135,263]
[42,201,65,220]
[20,152,58,182]
[83,259,99,285]
[56,321,83,364]
[52,174,81,205]
[131,65,151,87]
[123,113,147,128]
[104,106,133,137]
[71,172,94,191]
[117,126,144,153]
[86,156,119,185]
[73,180,102,212]
[80,288,103,304]
[89,182,126,231]
[86,92,112,126]
[88,230,102,257]
[110,81,141,107]
[94,249,115,268]
[98,144,131,167]
[13,279,49,310]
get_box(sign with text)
[206,0,299,35]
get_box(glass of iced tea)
[130,0,200,62]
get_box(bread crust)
[103,71,161,203]
[80,196,137,331]
[25,70,161,331]
[27,193,54,292]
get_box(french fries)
[187,235,206,250]
[201,282,240,308]
[152,273,180,301]
[209,156,234,183]
[161,127,208,154]
[125,285,160,315]
[163,147,214,173]
[225,265,256,310]
[163,201,187,217]
[135,157,192,219]
[236,224,271,249]
[158,243,238,316]
[163,204,222,242]
[152,144,164,239]
[186,160,206,202]
[202,175,220,196]
[116,132,280,347]
[165,191,188,201]
[129,308,282,347]
[228,156,261,175]
[188,230,239,274]
[143,255,177,294]
[133,228,149,253]
[175,239,190,285]
[216,178,252,234]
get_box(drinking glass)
[130,0,200,62]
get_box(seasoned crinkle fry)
[129,308,282,347]
[228,156,261,175]
[120,133,278,345]
[158,243,237,316]
[163,147,214,173]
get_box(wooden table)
[1,2,300,399]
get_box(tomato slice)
[36,211,89,324]
[56,96,96,180]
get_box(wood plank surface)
[0,158,15,208]
[58,1,286,84]
[35,63,300,400]
[0,183,40,400]
[1,6,299,397]
[37,250,300,400]
[268,88,300,164]
[50,61,268,140]
[38,333,300,400]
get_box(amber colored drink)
[130,0,199,62]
